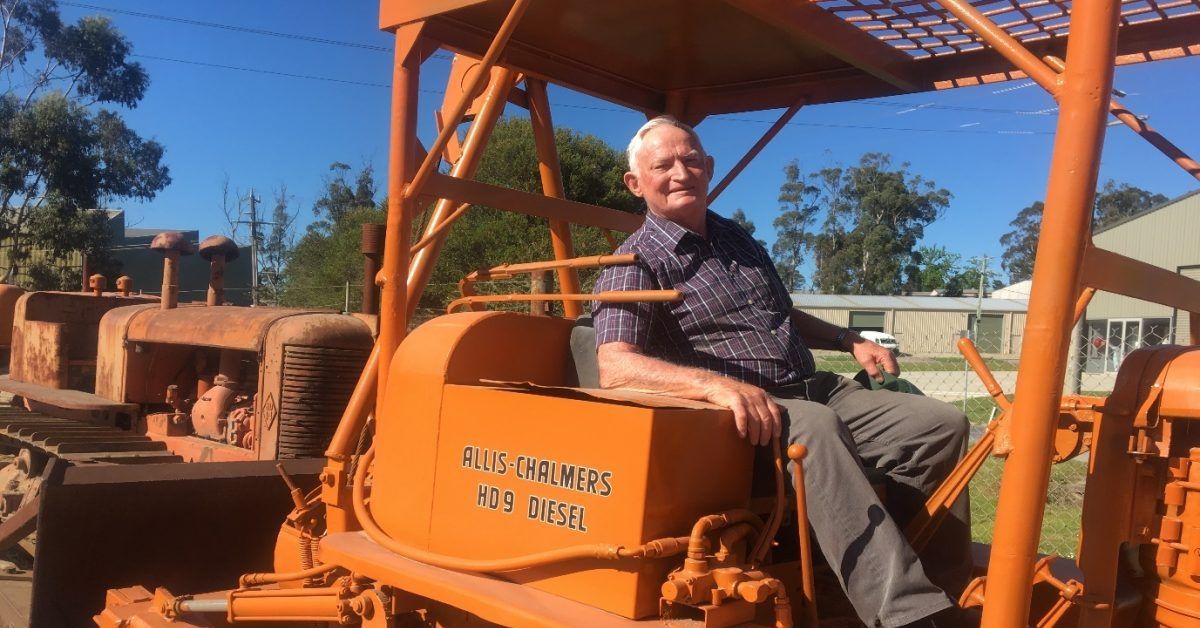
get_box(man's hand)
[598,342,781,446]
[849,335,900,383]
[703,378,782,447]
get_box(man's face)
[624,125,714,225]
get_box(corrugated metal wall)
[1176,266,1200,345]
[1089,192,1200,320]
[801,306,1023,357]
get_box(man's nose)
[668,160,691,179]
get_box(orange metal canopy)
[381,0,1200,115]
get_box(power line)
[854,99,1056,116]
[62,1,391,53]
[131,54,1053,137]
[62,2,1061,123]
[132,54,391,89]
[61,1,453,59]
[69,2,1056,135]
[711,114,1054,136]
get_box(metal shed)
[793,293,1029,357]
[1083,188,1200,371]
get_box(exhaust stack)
[361,223,385,315]
[150,232,195,310]
[198,235,240,306]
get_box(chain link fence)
[810,320,1171,559]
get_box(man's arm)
[598,342,781,447]
[788,309,900,382]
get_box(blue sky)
[56,1,1200,285]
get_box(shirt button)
[730,261,739,272]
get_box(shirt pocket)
[736,262,781,312]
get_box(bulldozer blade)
[27,457,322,627]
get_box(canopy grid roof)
[816,0,1200,59]
[383,0,1200,116]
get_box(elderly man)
[592,116,970,628]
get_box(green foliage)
[259,185,297,305]
[1093,179,1167,229]
[999,180,1165,283]
[800,153,950,295]
[947,256,1001,297]
[309,162,376,235]
[1,2,167,283]
[998,201,1042,284]
[420,117,639,312]
[24,259,75,290]
[730,208,766,249]
[772,161,819,291]
[912,244,961,292]
[280,117,638,316]
[282,204,383,311]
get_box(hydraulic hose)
[239,563,337,588]
[716,523,759,562]
[751,435,787,563]
[686,510,764,561]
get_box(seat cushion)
[566,316,600,388]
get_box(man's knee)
[939,404,970,448]
[923,401,970,457]
[905,397,970,447]
[780,401,844,444]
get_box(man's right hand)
[704,378,782,447]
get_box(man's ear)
[624,171,643,197]
[704,155,715,181]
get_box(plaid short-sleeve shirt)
[593,210,815,388]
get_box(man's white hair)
[626,115,706,171]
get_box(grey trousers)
[771,372,971,628]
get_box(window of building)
[1144,318,1172,347]
[848,311,885,333]
[1083,318,1173,372]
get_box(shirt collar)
[643,210,725,250]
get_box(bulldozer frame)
[95,2,1200,627]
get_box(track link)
[0,407,182,464]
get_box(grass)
[969,457,1086,558]
[947,391,1088,557]
[813,353,1019,373]
[951,396,1003,426]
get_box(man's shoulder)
[710,211,754,240]
[614,222,672,259]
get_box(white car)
[857,330,900,355]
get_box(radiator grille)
[277,345,369,458]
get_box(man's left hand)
[849,335,900,383]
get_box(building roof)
[1092,187,1200,235]
[792,293,1028,313]
[124,228,168,238]
[992,280,1032,300]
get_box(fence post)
[530,270,548,316]
[1064,317,1084,395]
[344,281,351,313]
